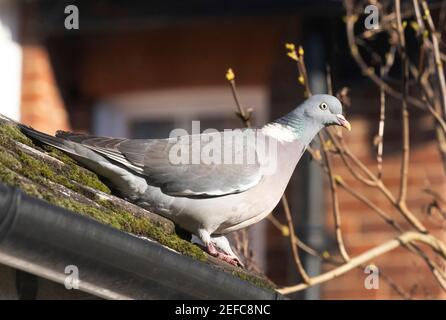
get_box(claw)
[206,242,243,267]
[216,252,239,266]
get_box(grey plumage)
[56,130,262,197]
[16,94,350,266]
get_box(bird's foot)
[206,242,241,267]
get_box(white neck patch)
[261,123,297,142]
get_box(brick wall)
[321,89,446,299]
[20,44,71,134]
[19,2,70,134]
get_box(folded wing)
[57,130,263,197]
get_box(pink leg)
[206,242,239,266]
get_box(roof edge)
[0,183,285,300]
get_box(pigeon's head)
[298,94,351,131]
[266,94,350,143]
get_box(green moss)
[0,124,164,238]
[0,123,110,195]
[66,164,111,194]
[141,219,207,261]
[43,145,77,165]
[14,148,76,190]
[231,270,276,290]
[96,198,206,260]
[0,123,33,147]
[0,165,20,186]
[65,197,206,260]
[43,146,111,194]
[0,124,112,197]
[0,148,22,170]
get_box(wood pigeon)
[17,94,350,266]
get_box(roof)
[34,0,343,35]
[0,118,281,299]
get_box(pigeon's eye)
[319,102,328,110]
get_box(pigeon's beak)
[336,114,351,131]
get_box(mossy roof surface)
[0,120,276,291]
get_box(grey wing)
[56,130,263,197]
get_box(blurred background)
[0,0,444,299]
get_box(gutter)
[0,182,284,300]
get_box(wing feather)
[56,130,264,197]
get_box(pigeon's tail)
[16,123,79,156]
[0,113,69,151]
[0,113,150,199]
[56,130,87,141]
[0,113,18,124]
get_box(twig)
[416,0,446,174]
[282,196,311,283]
[285,44,312,97]
[376,68,386,180]
[327,130,428,233]
[226,68,253,126]
[344,0,426,110]
[288,43,352,274]
[336,177,404,232]
[290,227,411,299]
[395,0,410,206]
[337,177,446,292]
[225,68,253,265]
[282,45,325,282]
[323,65,350,262]
[278,231,446,294]
[423,185,446,220]
[328,127,379,185]
[421,0,446,117]
[266,214,290,236]
[321,133,350,262]
[287,45,445,290]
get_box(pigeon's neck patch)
[261,123,297,142]
[263,114,305,142]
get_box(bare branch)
[376,68,386,180]
[395,0,410,206]
[282,195,311,283]
[278,231,446,294]
[321,132,350,262]
[421,0,446,117]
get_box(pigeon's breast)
[154,139,305,235]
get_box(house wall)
[19,45,71,134]
[19,2,70,134]
[321,85,446,299]
[15,4,446,299]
